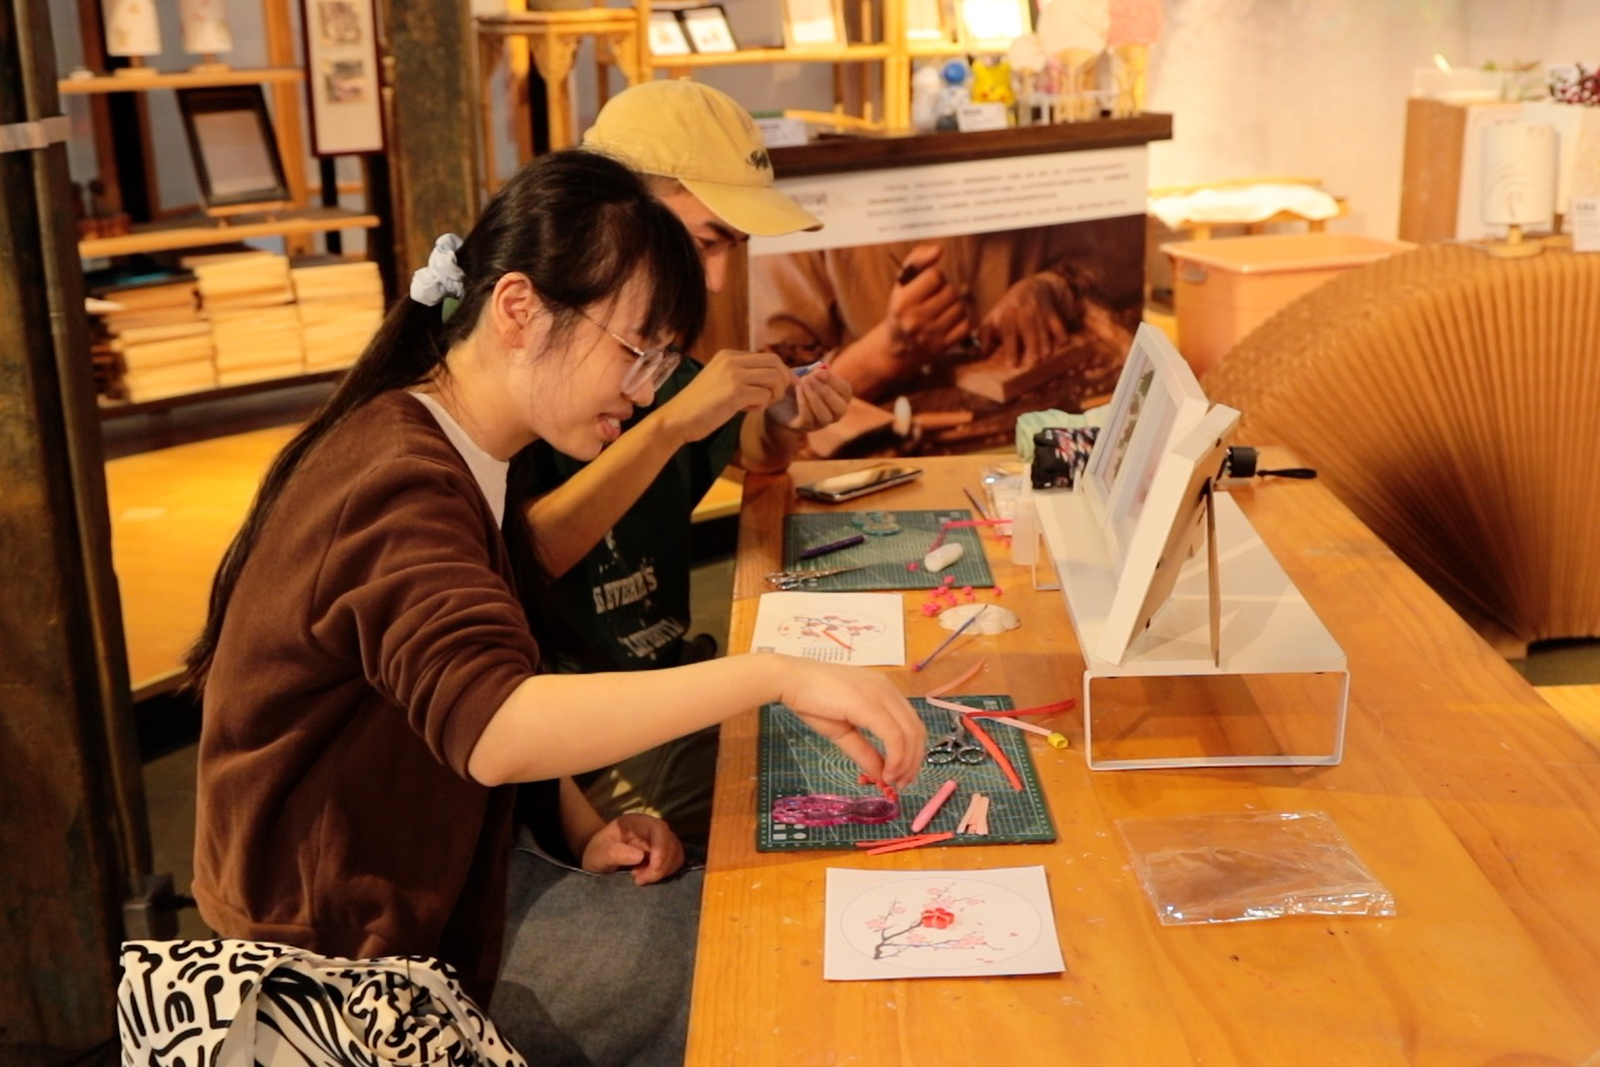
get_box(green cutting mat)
[758,695,1056,852]
[783,509,994,591]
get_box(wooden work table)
[686,453,1600,1065]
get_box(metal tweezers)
[764,565,866,590]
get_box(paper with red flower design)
[824,866,1065,980]
[752,591,906,665]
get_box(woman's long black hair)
[185,150,707,690]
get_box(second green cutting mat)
[783,508,994,591]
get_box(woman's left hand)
[580,813,686,885]
[766,363,853,432]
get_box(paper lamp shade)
[1036,0,1110,55]
[1107,0,1162,46]
[181,0,234,55]
[102,0,162,57]
[1007,33,1047,74]
[1482,121,1557,229]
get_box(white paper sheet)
[824,866,1066,980]
[751,591,906,666]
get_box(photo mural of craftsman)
[746,146,1149,458]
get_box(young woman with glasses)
[183,150,925,1062]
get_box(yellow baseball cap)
[583,79,822,236]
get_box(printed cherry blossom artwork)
[824,866,1065,980]
[753,591,906,666]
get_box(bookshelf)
[57,0,388,414]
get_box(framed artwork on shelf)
[680,5,739,53]
[175,85,292,216]
[957,0,1031,53]
[648,10,693,56]
[906,0,955,43]
[782,0,846,50]
[300,0,384,155]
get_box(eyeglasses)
[580,309,682,394]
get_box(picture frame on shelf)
[680,5,739,54]
[175,85,292,216]
[647,10,693,56]
[300,0,384,155]
[782,0,846,50]
[906,0,955,44]
[956,0,1031,53]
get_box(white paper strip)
[180,0,234,55]
[101,0,162,57]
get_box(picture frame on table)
[299,0,383,155]
[956,0,1031,53]
[647,10,693,56]
[680,5,739,53]
[781,0,846,50]
[1093,401,1239,665]
[1081,323,1210,569]
[175,85,291,216]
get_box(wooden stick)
[911,606,987,672]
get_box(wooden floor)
[105,425,298,697]
[105,424,744,697]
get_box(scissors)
[764,565,866,591]
[925,716,987,765]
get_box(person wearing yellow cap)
[495,81,853,1061]
[508,79,851,830]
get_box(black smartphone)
[795,463,923,504]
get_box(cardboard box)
[1161,232,1413,375]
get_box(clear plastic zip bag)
[1116,811,1397,925]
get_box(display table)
[686,452,1600,1065]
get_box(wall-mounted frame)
[681,5,739,53]
[648,10,693,56]
[906,0,955,43]
[300,0,384,155]
[957,0,1031,53]
[782,0,846,50]
[175,85,291,216]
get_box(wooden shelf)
[98,369,343,420]
[58,67,304,94]
[656,44,894,68]
[905,42,971,58]
[79,207,381,258]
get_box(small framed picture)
[957,0,1031,52]
[299,0,383,155]
[175,85,292,215]
[647,10,692,57]
[680,5,739,54]
[782,0,846,49]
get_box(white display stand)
[1030,484,1349,770]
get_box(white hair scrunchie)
[409,233,465,307]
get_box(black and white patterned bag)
[118,939,527,1067]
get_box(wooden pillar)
[1,2,149,1062]
[375,0,482,285]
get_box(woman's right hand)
[659,350,791,444]
[771,656,927,787]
